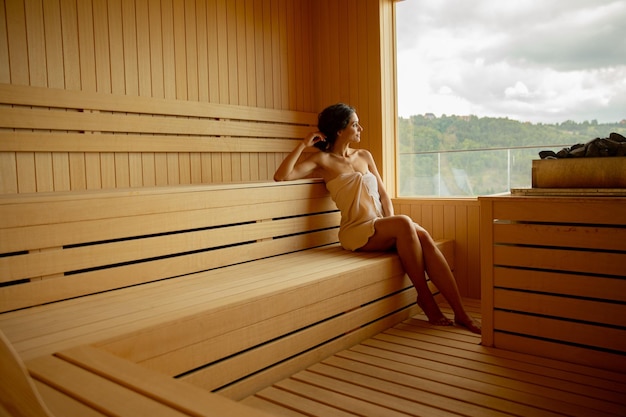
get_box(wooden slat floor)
[242,299,626,417]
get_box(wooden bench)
[479,193,626,373]
[0,181,455,416]
[0,83,455,415]
[1,329,276,417]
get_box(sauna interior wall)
[1,1,481,298]
[0,0,392,194]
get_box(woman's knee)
[393,215,419,240]
[393,215,415,229]
[413,223,436,245]
[393,216,433,242]
[395,214,413,225]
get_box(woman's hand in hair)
[304,131,326,148]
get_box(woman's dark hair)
[315,103,356,151]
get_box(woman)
[274,103,480,334]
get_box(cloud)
[505,82,531,99]
[487,1,626,71]
[396,0,626,123]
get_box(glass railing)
[398,145,570,197]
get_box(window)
[395,0,626,196]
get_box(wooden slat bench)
[1,330,274,417]
[0,180,455,416]
[479,193,626,373]
[0,83,455,415]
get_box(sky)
[396,0,626,124]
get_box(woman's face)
[339,112,363,144]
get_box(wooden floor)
[242,299,626,417]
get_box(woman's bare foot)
[417,294,453,326]
[430,316,454,326]
[455,317,482,334]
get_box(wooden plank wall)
[393,198,481,299]
[1,0,314,107]
[0,0,468,295]
[0,0,318,194]
[309,0,396,192]
[0,0,395,193]
[0,0,396,195]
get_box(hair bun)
[316,103,355,152]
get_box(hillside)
[397,115,626,196]
[399,115,626,153]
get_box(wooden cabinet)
[479,194,626,372]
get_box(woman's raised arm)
[273,132,324,181]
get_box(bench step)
[26,346,274,417]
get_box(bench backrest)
[0,83,317,193]
[0,180,339,313]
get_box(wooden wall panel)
[1,0,321,100]
[0,0,324,194]
[0,1,424,332]
[0,0,396,194]
[309,0,396,190]
[0,1,9,84]
[5,0,28,85]
[25,0,46,87]
[393,198,481,299]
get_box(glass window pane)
[395,1,626,197]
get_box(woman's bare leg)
[360,216,452,325]
[413,224,481,334]
[360,215,480,334]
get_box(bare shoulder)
[308,149,330,165]
[354,149,377,167]
[304,150,333,175]
[353,148,374,161]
